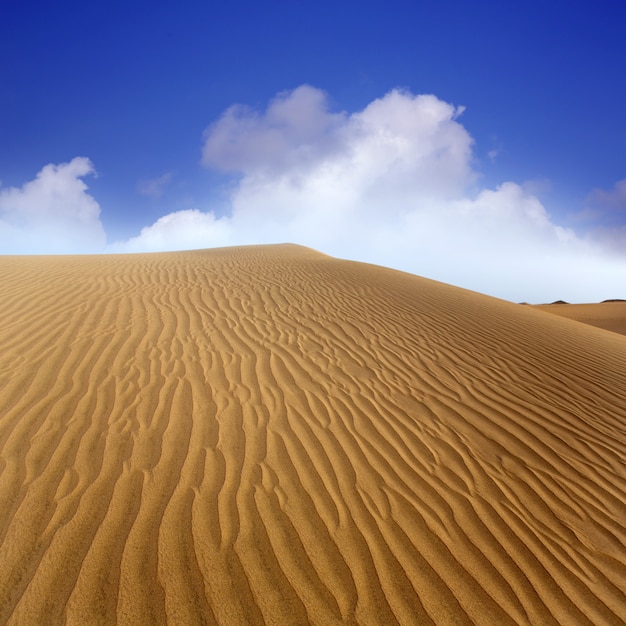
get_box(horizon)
[1,0,625,303]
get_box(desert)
[0,244,624,625]
[534,301,626,337]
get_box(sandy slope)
[0,244,624,626]
[534,302,626,336]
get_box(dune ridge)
[0,244,624,625]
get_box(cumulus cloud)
[202,85,347,174]
[0,157,106,254]
[107,209,231,253]
[112,86,626,302]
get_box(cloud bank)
[112,86,625,302]
[0,157,105,254]
[3,87,625,302]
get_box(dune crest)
[0,244,625,625]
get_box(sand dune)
[534,301,626,336]
[0,244,624,625]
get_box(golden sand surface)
[534,301,626,337]
[0,244,624,625]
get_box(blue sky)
[1,0,625,302]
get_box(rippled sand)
[0,244,624,625]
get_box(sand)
[534,301,626,337]
[0,244,624,625]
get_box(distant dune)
[534,301,626,336]
[0,244,624,625]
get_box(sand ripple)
[0,245,624,625]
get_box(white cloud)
[113,86,626,302]
[107,209,231,253]
[202,85,347,175]
[0,157,106,254]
